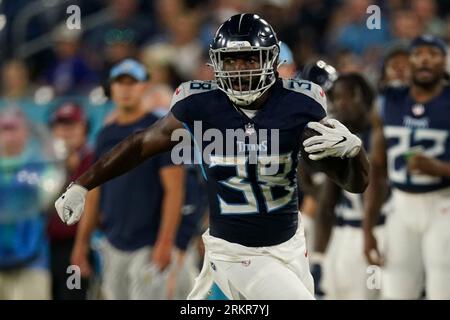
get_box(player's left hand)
[303,119,362,160]
[151,239,173,271]
[407,154,442,176]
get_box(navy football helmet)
[301,60,338,92]
[209,14,280,106]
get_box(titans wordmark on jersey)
[170,78,327,247]
[380,85,450,193]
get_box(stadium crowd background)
[1,0,450,300]
[1,0,450,139]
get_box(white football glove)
[54,182,88,225]
[303,119,362,161]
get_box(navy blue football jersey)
[380,85,450,193]
[170,78,327,247]
[335,128,389,227]
[335,129,371,226]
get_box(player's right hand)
[364,231,383,266]
[309,252,325,298]
[55,182,88,225]
[151,239,173,271]
[71,242,92,277]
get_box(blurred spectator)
[446,14,450,43]
[0,59,50,126]
[412,0,447,38]
[290,0,338,53]
[101,30,139,76]
[196,0,249,49]
[153,0,188,39]
[141,8,204,82]
[330,0,391,56]
[0,108,51,300]
[141,84,174,115]
[47,102,94,300]
[334,49,364,74]
[44,25,98,95]
[390,10,424,42]
[140,44,183,88]
[379,46,411,88]
[164,12,204,81]
[71,59,185,299]
[385,0,406,12]
[1,60,34,101]
[257,0,324,66]
[256,0,297,44]
[86,0,156,79]
[94,0,155,45]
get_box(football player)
[313,73,386,299]
[364,34,450,299]
[55,14,369,300]
[298,59,339,255]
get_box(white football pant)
[188,220,315,300]
[383,187,450,299]
[99,239,171,300]
[322,225,384,299]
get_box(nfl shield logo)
[245,123,255,135]
[412,103,425,117]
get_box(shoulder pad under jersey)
[282,78,327,114]
[170,80,218,109]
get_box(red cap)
[51,102,86,125]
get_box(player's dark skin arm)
[314,178,341,253]
[302,148,370,194]
[76,112,183,190]
[362,113,387,265]
[408,153,450,177]
[297,163,321,199]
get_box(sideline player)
[364,35,450,299]
[55,14,369,300]
[298,60,338,254]
[314,74,385,299]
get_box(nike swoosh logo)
[331,136,347,147]
[64,206,73,218]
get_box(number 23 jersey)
[380,85,450,193]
